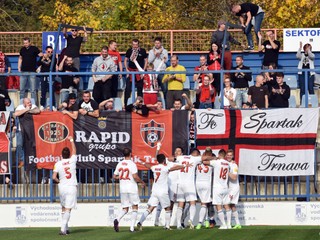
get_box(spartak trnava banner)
[195,108,319,176]
[20,110,189,170]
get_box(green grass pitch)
[0,226,319,240]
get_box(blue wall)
[7,52,320,90]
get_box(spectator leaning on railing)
[58,93,79,120]
[0,49,11,89]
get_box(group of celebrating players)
[112,143,241,232]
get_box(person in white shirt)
[14,98,40,117]
[52,137,77,235]
[203,149,231,229]
[113,148,145,233]
[137,154,185,230]
[153,146,184,227]
[175,148,214,230]
[226,149,241,229]
[195,148,213,229]
[221,77,237,108]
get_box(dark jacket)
[269,82,291,108]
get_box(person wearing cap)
[63,26,88,71]
[211,20,242,71]
[125,96,149,116]
[58,93,79,120]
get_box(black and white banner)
[195,109,319,176]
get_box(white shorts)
[228,187,240,204]
[196,182,212,203]
[212,187,229,205]
[59,185,77,209]
[169,181,178,202]
[120,193,140,208]
[148,191,171,209]
[176,183,197,202]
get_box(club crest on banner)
[38,122,69,143]
[140,120,165,148]
[15,206,27,225]
[98,117,107,130]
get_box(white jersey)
[151,164,170,193]
[210,159,230,189]
[114,159,138,194]
[177,155,202,185]
[53,155,77,186]
[229,161,239,189]
[167,161,179,184]
[196,163,213,183]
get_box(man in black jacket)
[231,56,252,108]
[269,72,290,108]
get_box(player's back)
[211,159,230,189]
[151,164,170,193]
[196,163,213,183]
[54,155,77,186]
[177,155,202,184]
[114,159,138,194]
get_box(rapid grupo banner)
[20,110,189,170]
[195,109,319,176]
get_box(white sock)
[232,210,240,225]
[199,206,207,224]
[176,207,183,227]
[182,204,189,223]
[139,210,150,225]
[61,211,70,233]
[130,210,138,231]
[155,204,162,224]
[117,209,127,222]
[189,204,196,223]
[217,210,226,226]
[165,210,171,228]
[226,210,231,226]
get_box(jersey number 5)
[64,167,72,179]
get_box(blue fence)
[0,67,319,202]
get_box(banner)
[195,109,319,176]
[21,110,189,170]
[283,28,320,52]
[20,112,74,170]
[42,31,67,54]
[0,111,10,175]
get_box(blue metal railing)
[0,67,319,202]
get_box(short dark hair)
[218,149,226,158]
[123,148,132,157]
[236,55,243,60]
[46,46,53,50]
[190,148,200,155]
[83,90,91,95]
[157,154,166,163]
[174,98,182,104]
[171,55,179,60]
[109,40,116,45]
[276,72,284,78]
[154,37,162,42]
[101,46,108,51]
[175,146,184,153]
[23,37,30,42]
[132,39,139,44]
[62,147,70,159]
